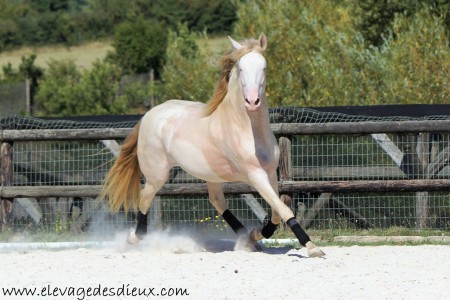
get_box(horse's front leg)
[249,171,282,241]
[207,182,262,251]
[248,169,325,257]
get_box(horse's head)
[229,33,267,113]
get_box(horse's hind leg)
[207,182,245,234]
[127,181,167,244]
[135,182,165,238]
[128,153,171,244]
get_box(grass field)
[0,36,229,77]
[0,41,114,75]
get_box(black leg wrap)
[135,211,148,239]
[222,209,246,234]
[286,217,311,247]
[261,221,279,239]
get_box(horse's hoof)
[252,241,264,252]
[307,247,326,258]
[126,231,141,245]
[234,232,263,252]
[249,228,264,241]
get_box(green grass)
[271,226,450,247]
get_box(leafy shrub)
[234,0,369,107]
[158,25,218,103]
[34,59,81,116]
[35,59,132,116]
[382,7,450,104]
[233,0,449,107]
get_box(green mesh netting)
[269,107,450,123]
[2,106,450,130]
[0,115,139,130]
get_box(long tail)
[100,122,142,212]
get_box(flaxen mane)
[204,39,265,116]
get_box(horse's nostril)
[255,98,260,105]
[245,98,250,104]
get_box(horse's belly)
[168,138,246,183]
[180,165,225,183]
[171,148,226,183]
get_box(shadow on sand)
[198,238,304,257]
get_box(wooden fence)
[2,119,450,231]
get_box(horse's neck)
[248,97,274,147]
[209,68,273,146]
[214,87,272,144]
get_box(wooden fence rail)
[2,179,450,199]
[3,119,450,141]
[2,120,450,231]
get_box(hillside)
[0,41,113,75]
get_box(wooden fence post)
[1,141,13,232]
[279,136,293,223]
[25,78,31,114]
[416,132,430,229]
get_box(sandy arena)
[0,233,449,300]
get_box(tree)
[354,0,419,47]
[30,0,71,13]
[179,0,237,33]
[0,0,27,51]
[355,0,450,46]
[0,0,238,51]
[109,18,168,77]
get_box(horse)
[100,33,325,257]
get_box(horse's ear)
[228,35,242,50]
[259,33,267,51]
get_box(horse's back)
[146,99,204,119]
[141,99,204,130]
[139,99,206,152]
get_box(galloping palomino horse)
[101,33,325,257]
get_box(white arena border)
[2,236,448,251]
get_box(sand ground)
[0,233,449,300]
